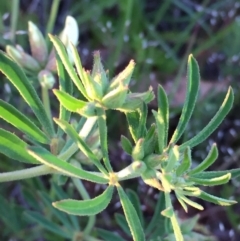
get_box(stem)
[46,0,60,35]
[0,165,55,182]
[71,161,96,235]
[10,0,19,43]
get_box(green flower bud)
[38,70,55,89]
[108,60,135,91]
[127,86,155,104]
[91,51,108,93]
[6,45,41,71]
[132,138,145,160]
[144,153,168,169]
[102,83,128,109]
[28,21,48,65]
[116,95,143,112]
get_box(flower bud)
[77,102,96,117]
[28,21,48,65]
[132,138,145,160]
[144,153,168,168]
[38,70,55,89]
[6,45,41,71]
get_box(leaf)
[126,111,140,143]
[53,89,87,112]
[49,35,89,99]
[137,103,147,138]
[191,168,240,179]
[188,143,218,175]
[197,191,237,206]
[56,53,73,136]
[53,185,114,215]
[115,213,131,236]
[176,146,191,176]
[97,108,113,172]
[165,145,180,173]
[97,228,127,241]
[188,173,231,186]
[54,118,108,175]
[0,128,39,164]
[121,135,133,155]
[143,124,157,156]
[179,87,234,150]
[176,192,188,212]
[132,138,144,160]
[126,189,144,227]
[0,51,54,137]
[177,194,204,211]
[0,100,49,144]
[27,146,108,184]
[24,211,71,238]
[117,185,145,241]
[157,85,169,147]
[170,54,200,144]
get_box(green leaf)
[170,54,200,144]
[53,185,114,215]
[145,192,166,235]
[56,53,73,136]
[24,211,71,238]
[179,87,234,150]
[197,191,237,206]
[54,118,108,175]
[27,146,108,184]
[126,111,140,143]
[157,84,169,147]
[121,135,133,155]
[191,168,240,179]
[177,194,204,211]
[137,103,147,138]
[49,35,89,99]
[97,228,127,241]
[0,51,54,137]
[188,143,218,175]
[53,89,87,112]
[176,146,191,176]
[115,213,131,236]
[143,124,157,156]
[0,100,49,144]
[176,191,188,212]
[188,173,231,186]
[165,145,180,173]
[126,189,144,227]
[117,185,145,241]
[97,108,113,172]
[0,128,39,164]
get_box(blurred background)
[0,0,240,240]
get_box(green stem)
[46,0,61,35]
[10,0,19,43]
[0,165,55,182]
[41,86,52,120]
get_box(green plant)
[0,29,240,241]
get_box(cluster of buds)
[6,16,78,89]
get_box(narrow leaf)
[179,87,234,150]
[191,168,240,179]
[117,185,145,241]
[177,194,204,210]
[53,89,87,112]
[197,191,237,206]
[176,192,188,212]
[188,173,231,186]
[0,51,54,137]
[170,54,200,144]
[0,128,39,164]
[121,135,133,155]
[53,185,114,215]
[188,143,218,175]
[27,147,108,184]
[157,85,169,147]
[143,124,157,156]
[97,229,127,241]
[56,53,73,136]
[126,111,140,143]
[97,108,113,172]
[115,213,131,236]
[165,145,180,173]
[137,103,147,138]
[0,100,49,144]
[54,118,108,175]
[49,35,88,99]
[176,146,191,176]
